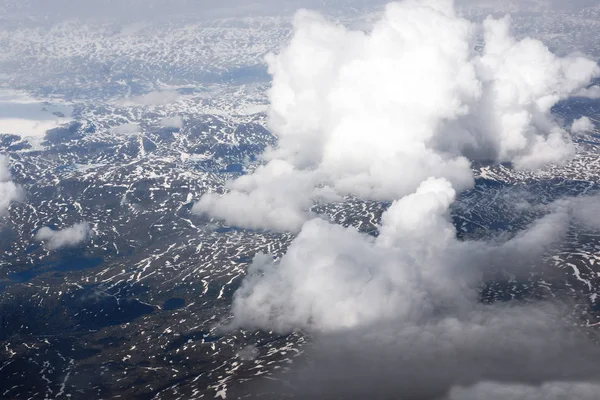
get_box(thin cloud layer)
[4,0,599,23]
[35,222,92,250]
[446,381,600,400]
[265,305,600,399]
[0,0,385,22]
[121,90,180,107]
[569,195,600,230]
[113,122,141,135]
[159,116,183,129]
[196,0,599,232]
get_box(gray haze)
[2,0,599,22]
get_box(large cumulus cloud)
[231,178,463,332]
[196,0,599,232]
[194,1,600,398]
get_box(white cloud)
[452,15,597,169]
[229,177,573,333]
[0,155,22,215]
[112,122,141,135]
[574,85,600,99]
[35,222,92,250]
[230,178,460,331]
[571,116,594,133]
[193,1,600,394]
[195,1,599,232]
[159,115,183,129]
[194,160,339,232]
[199,15,600,392]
